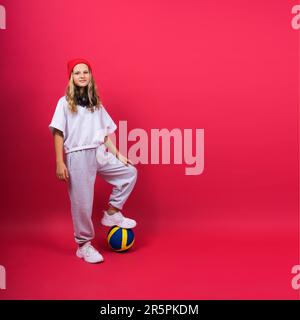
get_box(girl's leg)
[96,146,138,211]
[106,205,120,215]
[66,149,97,245]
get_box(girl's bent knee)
[128,165,138,179]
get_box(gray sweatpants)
[65,144,138,245]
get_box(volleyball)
[107,226,135,252]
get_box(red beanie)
[67,58,92,79]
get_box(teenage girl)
[49,58,138,263]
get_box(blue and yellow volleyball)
[107,226,135,252]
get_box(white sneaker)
[101,210,137,229]
[76,241,104,263]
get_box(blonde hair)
[65,71,102,113]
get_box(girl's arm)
[104,135,118,158]
[53,129,69,181]
[104,136,133,166]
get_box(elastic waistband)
[66,146,99,156]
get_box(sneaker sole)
[101,219,137,229]
[76,251,104,263]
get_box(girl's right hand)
[56,161,69,181]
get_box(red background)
[0,0,299,299]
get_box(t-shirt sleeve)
[49,99,66,136]
[101,105,117,135]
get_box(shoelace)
[83,244,96,257]
[105,211,123,222]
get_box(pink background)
[0,0,299,299]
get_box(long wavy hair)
[65,71,102,113]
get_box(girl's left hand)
[117,153,134,166]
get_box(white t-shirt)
[49,96,117,154]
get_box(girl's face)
[72,63,91,87]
